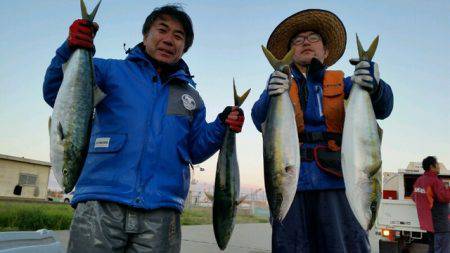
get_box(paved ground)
[54,223,271,253]
[54,224,430,253]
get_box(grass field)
[0,201,268,231]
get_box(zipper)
[315,85,323,118]
[135,71,159,206]
[163,71,196,87]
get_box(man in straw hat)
[252,9,393,252]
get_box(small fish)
[212,80,250,250]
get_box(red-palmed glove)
[68,19,98,50]
[219,106,245,133]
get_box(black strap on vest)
[300,147,315,161]
[299,131,342,145]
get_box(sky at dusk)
[1,0,449,191]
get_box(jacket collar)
[291,58,326,83]
[126,43,197,88]
[424,170,438,177]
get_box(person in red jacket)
[412,156,450,253]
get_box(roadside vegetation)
[0,201,268,231]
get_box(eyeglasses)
[291,33,322,46]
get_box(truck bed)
[376,199,425,233]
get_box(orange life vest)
[289,70,345,151]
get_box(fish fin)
[236,195,248,205]
[57,122,65,140]
[233,78,251,107]
[48,116,52,136]
[261,121,266,135]
[356,34,379,61]
[261,45,294,73]
[285,165,296,175]
[204,191,214,201]
[62,62,68,74]
[377,123,383,143]
[80,0,101,22]
[368,175,382,230]
[93,85,107,107]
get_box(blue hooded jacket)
[43,41,226,211]
[252,62,393,191]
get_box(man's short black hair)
[422,156,437,171]
[142,4,194,52]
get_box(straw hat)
[267,9,347,67]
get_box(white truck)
[375,162,450,253]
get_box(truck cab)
[376,162,450,252]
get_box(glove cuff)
[218,106,233,123]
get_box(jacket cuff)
[56,40,76,61]
[214,115,227,136]
[213,116,228,140]
[58,40,96,60]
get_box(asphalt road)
[53,224,430,253]
[1,223,430,252]
[54,223,271,253]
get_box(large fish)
[261,46,300,221]
[213,80,250,250]
[49,0,102,193]
[341,35,382,230]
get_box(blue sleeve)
[251,89,270,132]
[42,40,107,107]
[343,77,394,120]
[343,76,353,98]
[43,41,73,107]
[188,105,226,164]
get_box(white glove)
[267,71,290,96]
[350,60,380,94]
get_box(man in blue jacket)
[43,5,244,253]
[252,9,394,252]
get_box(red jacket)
[412,170,450,232]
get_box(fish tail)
[261,46,294,73]
[280,48,295,67]
[366,36,379,61]
[356,34,364,59]
[356,34,379,61]
[80,0,101,22]
[204,191,214,201]
[233,78,251,107]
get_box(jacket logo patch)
[95,137,110,148]
[181,94,196,111]
[414,187,426,194]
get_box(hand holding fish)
[68,19,99,50]
[349,59,380,94]
[267,70,290,96]
[219,106,245,133]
